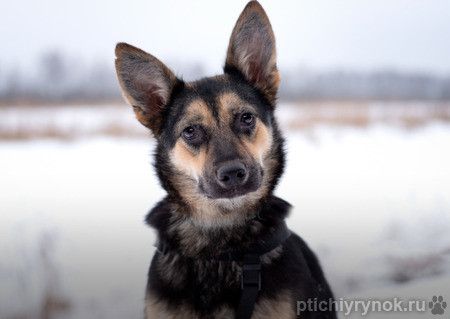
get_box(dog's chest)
[145,260,296,319]
[147,246,290,316]
[153,252,241,299]
[147,252,242,316]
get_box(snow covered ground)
[0,104,449,318]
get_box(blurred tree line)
[0,51,121,104]
[280,69,450,101]
[0,50,450,104]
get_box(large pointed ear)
[115,42,178,135]
[225,1,280,105]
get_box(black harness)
[155,221,291,319]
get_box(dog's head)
[115,1,285,224]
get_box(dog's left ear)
[225,1,280,105]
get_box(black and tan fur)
[115,1,336,318]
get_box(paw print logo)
[429,296,447,315]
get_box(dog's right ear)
[115,42,178,135]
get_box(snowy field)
[1,103,450,318]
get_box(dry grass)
[0,124,149,141]
[0,103,149,140]
[286,101,450,130]
[387,253,444,284]
[288,102,450,130]
[1,101,450,140]
[2,229,72,319]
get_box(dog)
[115,1,336,318]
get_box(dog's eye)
[182,125,205,145]
[239,113,255,131]
[241,113,254,126]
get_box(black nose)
[216,161,248,189]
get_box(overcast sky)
[1,0,450,75]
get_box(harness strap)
[236,253,261,319]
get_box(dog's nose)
[216,161,248,189]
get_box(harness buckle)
[240,255,262,291]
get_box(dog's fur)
[115,2,336,318]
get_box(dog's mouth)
[200,181,260,199]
